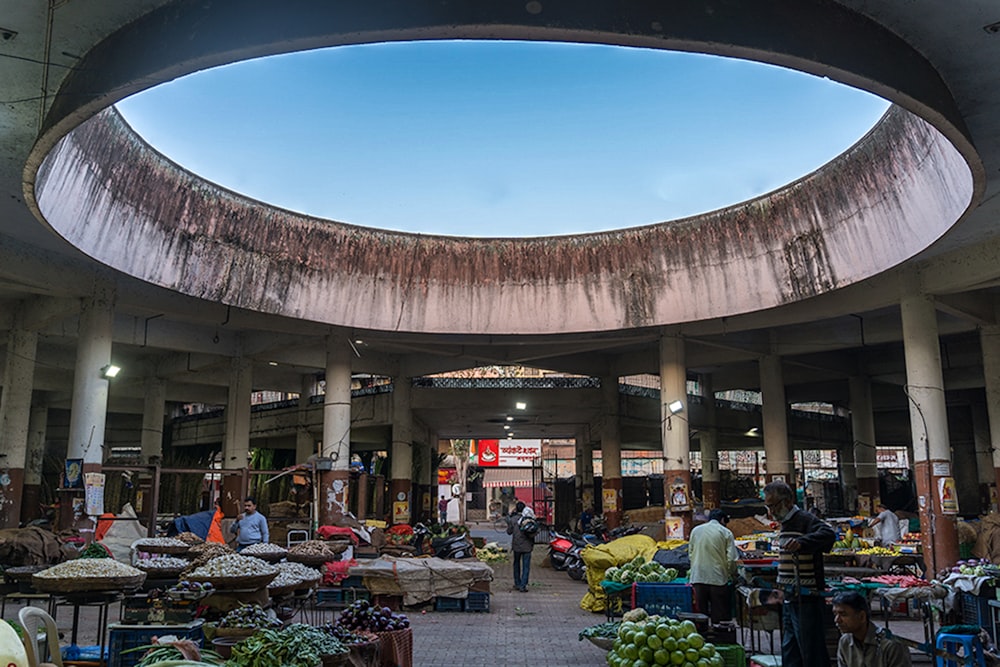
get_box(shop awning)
[482,468,536,488]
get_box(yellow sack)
[579,534,658,611]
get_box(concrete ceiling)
[1,1,999,443]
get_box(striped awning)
[482,468,536,488]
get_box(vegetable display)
[604,557,678,585]
[228,624,347,667]
[606,610,723,667]
[35,559,143,578]
[476,542,508,564]
[336,599,410,633]
[579,621,621,642]
[217,604,281,630]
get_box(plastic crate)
[434,596,464,612]
[340,575,364,589]
[108,621,203,667]
[716,644,746,667]
[317,587,370,606]
[962,593,991,629]
[464,591,490,612]
[632,582,694,617]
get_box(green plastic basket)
[717,644,747,667]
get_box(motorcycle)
[412,523,475,559]
[549,529,602,580]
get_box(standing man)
[832,591,913,667]
[688,509,739,623]
[231,496,269,551]
[507,501,534,592]
[763,480,836,667]
[438,494,451,525]
[869,503,901,547]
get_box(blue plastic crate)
[961,593,991,631]
[434,596,464,612]
[108,621,203,667]
[464,591,490,613]
[631,582,694,617]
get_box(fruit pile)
[168,580,214,594]
[604,556,678,585]
[607,611,723,667]
[856,546,900,556]
[336,599,411,633]
[952,558,992,576]
[832,528,865,551]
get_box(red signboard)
[477,440,500,467]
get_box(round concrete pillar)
[601,374,623,528]
[660,336,692,536]
[389,372,413,524]
[849,375,880,511]
[759,354,793,484]
[0,317,37,528]
[140,377,166,464]
[319,336,352,526]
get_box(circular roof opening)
[116,40,888,238]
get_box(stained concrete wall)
[35,106,972,336]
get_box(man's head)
[832,591,870,637]
[243,497,257,514]
[876,502,888,511]
[709,509,729,525]
[762,481,794,522]
[514,501,526,513]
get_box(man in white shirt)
[869,503,901,546]
[688,509,739,622]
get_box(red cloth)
[316,525,359,544]
[323,558,359,584]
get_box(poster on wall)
[64,458,83,489]
[938,477,958,514]
[602,488,618,512]
[664,516,685,539]
[393,501,410,524]
[84,472,105,516]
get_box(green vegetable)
[579,621,621,641]
[228,624,347,667]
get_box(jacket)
[775,505,836,595]
[507,511,535,553]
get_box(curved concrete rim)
[23,1,983,336]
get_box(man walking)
[764,480,836,667]
[507,501,534,592]
[688,509,738,623]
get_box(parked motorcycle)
[550,519,645,581]
[412,523,475,559]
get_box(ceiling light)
[515,402,527,410]
[268,361,278,366]
[101,364,121,379]
[506,416,513,422]
[354,339,364,345]
[503,425,510,430]
[746,427,760,435]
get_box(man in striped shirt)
[764,480,836,667]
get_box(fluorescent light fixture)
[268,361,278,366]
[354,339,364,345]
[515,401,527,410]
[668,400,684,414]
[503,425,510,430]
[746,427,760,435]
[506,416,513,421]
[101,364,121,379]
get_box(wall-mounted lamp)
[101,364,121,379]
[666,400,684,431]
[746,427,760,436]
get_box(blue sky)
[116,40,889,238]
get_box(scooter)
[548,529,576,571]
[412,523,475,559]
[549,529,601,580]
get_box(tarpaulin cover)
[349,555,493,606]
[99,503,148,562]
[167,509,214,539]
[0,526,69,566]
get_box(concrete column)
[21,405,47,524]
[901,287,958,572]
[320,336,352,525]
[580,429,595,513]
[839,432,858,515]
[700,374,721,510]
[140,377,166,464]
[389,372,413,524]
[296,374,318,463]
[223,355,252,470]
[416,431,436,524]
[67,289,115,469]
[0,312,37,528]
[574,426,587,515]
[601,374,623,528]
[981,325,1000,500]
[952,418,979,516]
[660,336,692,535]
[849,375,880,511]
[759,354,793,484]
[971,402,995,511]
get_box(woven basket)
[267,582,300,597]
[287,553,339,567]
[4,565,48,583]
[32,572,146,594]
[375,628,412,667]
[347,638,380,667]
[188,571,277,590]
[135,543,191,555]
[214,627,259,638]
[587,636,615,651]
[320,650,351,667]
[135,563,187,577]
[250,550,287,563]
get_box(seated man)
[832,590,912,667]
